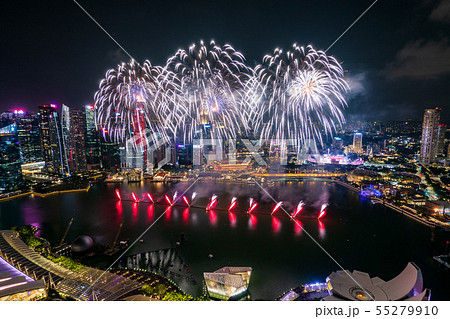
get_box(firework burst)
[165,40,254,142]
[94,60,175,147]
[254,44,349,151]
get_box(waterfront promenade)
[0,185,92,203]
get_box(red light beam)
[165,195,172,206]
[115,189,121,200]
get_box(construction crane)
[59,217,74,246]
[110,221,124,251]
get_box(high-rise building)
[85,105,101,169]
[17,113,42,164]
[39,104,69,175]
[332,137,343,152]
[353,133,363,153]
[101,134,120,171]
[436,124,446,156]
[120,99,148,171]
[69,108,87,173]
[0,123,23,190]
[420,108,441,164]
[2,110,42,164]
[177,143,193,166]
[61,104,71,175]
[120,143,145,171]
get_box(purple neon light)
[0,256,34,282]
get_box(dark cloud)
[345,102,421,123]
[345,72,368,99]
[383,39,450,80]
[430,0,450,22]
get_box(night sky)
[1,0,450,122]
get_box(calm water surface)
[0,180,449,300]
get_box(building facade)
[0,123,23,190]
[420,108,441,165]
[85,105,102,169]
[353,133,363,153]
[17,112,42,164]
[436,124,446,157]
[69,108,87,173]
[39,104,69,175]
[1,110,42,164]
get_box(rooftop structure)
[0,230,142,301]
[204,266,252,300]
[55,267,142,301]
[0,256,46,300]
[324,262,430,301]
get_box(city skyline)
[1,1,450,122]
[1,0,450,306]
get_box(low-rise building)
[204,266,252,300]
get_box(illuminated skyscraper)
[39,104,69,175]
[0,123,23,190]
[420,108,441,164]
[69,108,87,173]
[85,105,101,169]
[61,104,71,175]
[436,124,446,157]
[119,92,156,172]
[100,133,120,171]
[353,133,363,153]
[17,113,42,164]
[1,109,42,164]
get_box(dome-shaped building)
[71,236,94,254]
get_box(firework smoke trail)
[206,194,218,211]
[165,40,254,142]
[271,201,283,215]
[190,192,198,205]
[173,191,178,202]
[292,201,304,217]
[228,197,237,210]
[165,195,172,206]
[247,198,257,213]
[94,60,177,148]
[318,203,328,219]
[253,44,349,151]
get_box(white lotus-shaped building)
[324,262,431,301]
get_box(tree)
[155,283,167,296]
[162,292,192,301]
[195,294,210,301]
[141,284,156,296]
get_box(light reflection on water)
[0,180,448,300]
